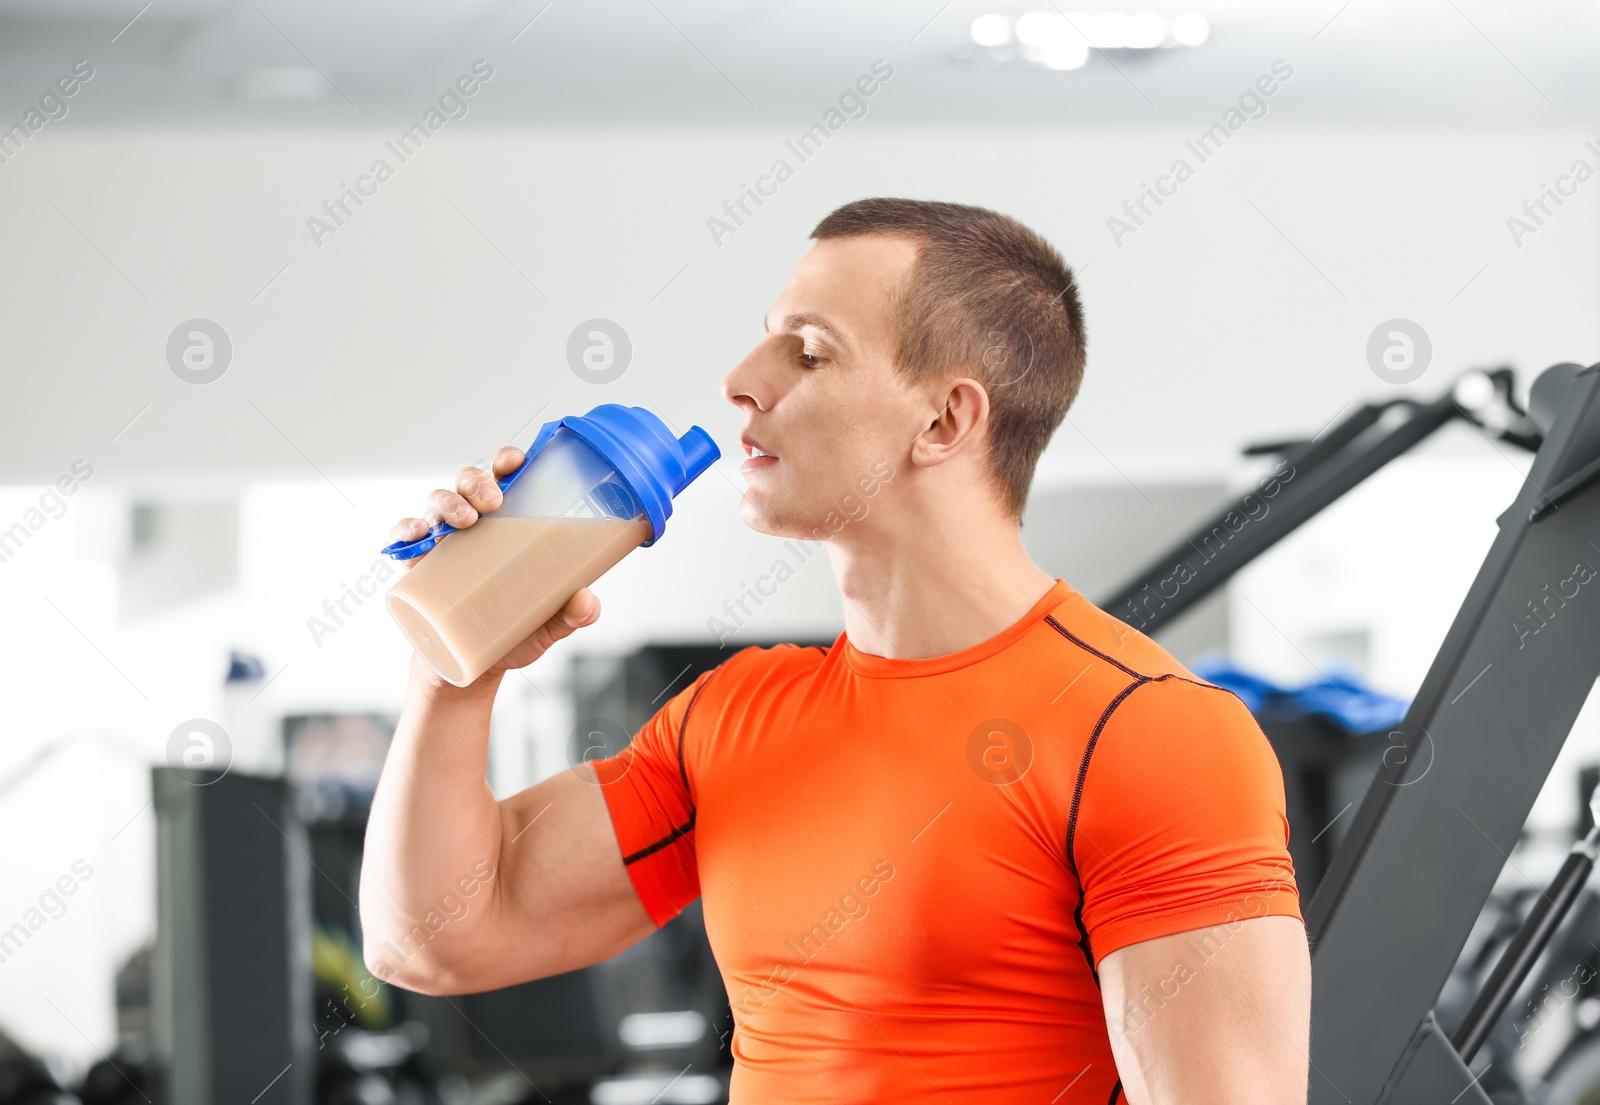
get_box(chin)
[738,492,817,541]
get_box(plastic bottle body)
[386,429,653,687]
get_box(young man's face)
[722,234,935,540]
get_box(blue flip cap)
[381,404,719,560]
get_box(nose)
[722,339,771,413]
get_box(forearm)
[359,654,507,985]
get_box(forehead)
[764,234,919,350]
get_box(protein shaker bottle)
[380,404,719,687]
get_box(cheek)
[808,417,879,482]
[839,397,916,466]
[789,368,913,485]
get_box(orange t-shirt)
[590,579,1301,1103]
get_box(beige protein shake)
[387,514,652,687]
[381,407,719,685]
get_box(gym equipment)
[315,1022,442,1105]
[152,767,315,1105]
[78,1038,153,1105]
[1451,788,1600,1064]
[1104,365,1542,633]
[1107,361,1600,1104]
[1432,781,1600,1104]
[0,1057,79,1105]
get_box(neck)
[826,509,1057,660]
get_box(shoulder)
[1082,674,1279,812]
[1041,588,1220,688]
[1117,672,1257,729]
[664,643,829,765]
[1036,593,1267,768]
[691,641,831,705]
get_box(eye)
[799,350,824,368]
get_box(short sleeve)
[588,668,716,927]
[1071,677,1303,967]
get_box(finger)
[388,517,429,543]
[558,587,601,630]
[491,588,603,674]
[540,588,602,645]
[387,517,432,570]
[425,488,477,529]
[490,445,526,479]
[455,465,503,514]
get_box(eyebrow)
[763,311,846,346]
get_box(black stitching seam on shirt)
[1066,676,1154,986]
[1044,613,1239,701]
[1060,667,1247,1001]
[622,813,696,865]
[1045,614,1148,680]
[622,667,718,867]
[1049,611,1236,990]
[676,675,713,798]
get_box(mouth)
[740,434,778,475]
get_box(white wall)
[1,125,1596,488]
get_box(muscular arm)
[358,658,657,994]
[358,448,658,995]
[1098,915,1311,1105]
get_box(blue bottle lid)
[380,404,719,561]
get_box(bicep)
[446,765,657,992]
[1098,915,1311,1105]
[462,672,719,990]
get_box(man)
[361,198,1311,1103]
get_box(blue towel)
[1187,652,1410,735]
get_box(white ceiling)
[0,0,1595,128]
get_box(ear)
[910,377,990,469]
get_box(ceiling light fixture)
[964,11,1210,66]
[1170,12,1210,46]
[1084,12,1128,49]
[970,13,1011,46]
[1126,12,1167,49]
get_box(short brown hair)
[810,198,1086,520]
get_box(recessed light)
[1042,38,1090,69]
[970,13,1011,46]
[966,8,1203,72]
[1087,12,1128,48]
[1126,12,1166,49]
[1171,12,1210,47]
[1015,10,1063,47]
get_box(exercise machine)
[1105,360,1600,1105]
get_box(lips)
[740,433,777,475]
